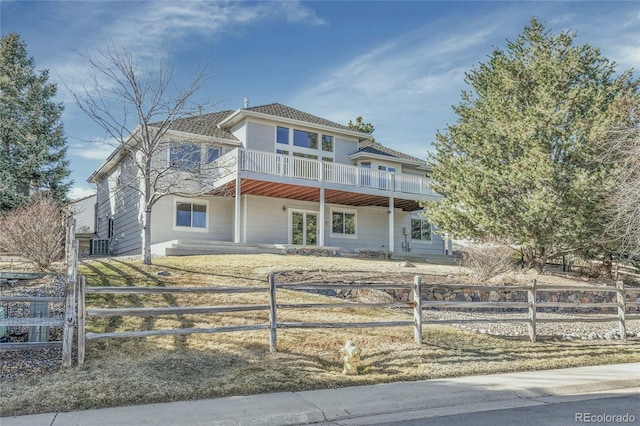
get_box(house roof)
[352,140,427,166]
[244,103,351,131]
[157,110,238,141]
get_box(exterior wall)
[244,121,274,152]
[239,194,444,255]
[151,195,235,244]
[95,180,111,240]
[93,156,143,256]
[230,122,247,147]
[110,184,144,256]
[242,195,290,244]
[334,137,358,164]
[70,194,97,234]
[394,210,444,256]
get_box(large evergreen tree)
[425,18,639,271]
[0,33,71,210]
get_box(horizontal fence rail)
[77,278,270,365]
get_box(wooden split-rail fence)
[75,274,640,365]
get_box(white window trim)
[330,207,357,239]
[173,197,209,233]
[410,216,432,243]
[274,127,335,160]
[168,142,228,172]
[288,209,319,245]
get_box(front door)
[290,210,318,245]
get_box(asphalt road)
[374,394,639,426]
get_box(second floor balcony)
[213,148,436,199]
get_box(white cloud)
[95,1,325,61]
[68,139,115,161]
[69,186,96,200]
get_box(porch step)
[165,240,287,256]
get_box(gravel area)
[424,310,640,341]
[1,275,66,381]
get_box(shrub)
[0,194,65,270]
[463,242,517,283]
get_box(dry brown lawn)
[1,254,639,417]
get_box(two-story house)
[88,103,449,258]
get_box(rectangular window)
[332,211,356,236]
[292,152,318,160]
[277,126,289,145]
[411,219,431,241]
[176,202,207,229]
[379,165,396,173]
[276,149,289,155]
[322,135,333,152]
[170,143,201,171]
[207,147,221,163]
[293,129,318,149]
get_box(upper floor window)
[170,143,226,171]
[293,129,318,149]
[207,147,221,163]
[276,127,334,160]
[378,165,396,173]
[322,135,333,152]
[411,218,431,241]
[277,127,289,145]
[170,143,201,171]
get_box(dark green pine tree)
[0,33,71,210]
[425,18,639,271]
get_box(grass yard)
[1,254,639,417]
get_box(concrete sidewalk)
[2,363,639,426]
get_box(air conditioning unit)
[90,239,110,256]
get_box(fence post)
[527,279,536,343]
[413,275,422,345]
[78,275,86,365]
[617,280,626,340]
[62,221,77,367]
[268,273,277,353]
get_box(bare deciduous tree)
[0,193,65,270]
[72,45,231,264]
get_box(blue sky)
[2,1,638,199]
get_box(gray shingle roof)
[245,103,351,131]
[158,110,238,140]
[357,140,424,163]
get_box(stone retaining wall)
[307,286,640,312]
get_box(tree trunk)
[142,208,152,265]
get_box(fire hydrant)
[339,340,361,375]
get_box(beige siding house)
[88,103,449,258]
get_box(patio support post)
[234,174,241,243]
[319,186,325,246]
[388,196,394,253]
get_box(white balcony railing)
[224,148,433,196]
